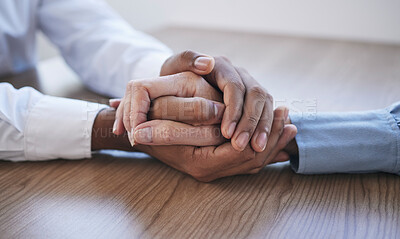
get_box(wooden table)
[1,27,400,239]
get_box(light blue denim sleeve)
[289,102,400,175]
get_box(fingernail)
[227,122,237,138]
[236,132,249,150]
[194,56,213,71]
[213,103,225,121]
[128,128,135,146]
[214,104,218,118]
[256,132,267,151]
[112,120,118,133]
[109,99,118,104]
[134,127,152,144]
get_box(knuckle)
[130,80,140,87]
[128,79,136,85]
[131,81,145,92]
[179,71,198,80]
[248,86,267,99]
[215,55,231,63]
[247,115,259,127]
[181,50,196,61]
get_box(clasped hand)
[112,51,297,182]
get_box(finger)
[270,151,290,164]
[263,124,297,165]
[254,106,287,165]
[160,50,215,76]
[238,117,294,175]
[149,96,225,126]
[231,68,269,152]
[110,98,122,134]
[129,72,205,138]
[113,97,126,135]
[109,99,121,109]
[123,93,135,144]
[250,100,274,152]
[133,120,226,146]
[206,57,245,139]
[191,132,290,181]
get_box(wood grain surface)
[1,27,400,239]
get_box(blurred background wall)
[38,0,400,60]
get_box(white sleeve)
[0,83,107,161]
[37,0,173,98]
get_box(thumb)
[160,50,215,76]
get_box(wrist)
[91,108,138,152]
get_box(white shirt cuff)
[24,95,108,161]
